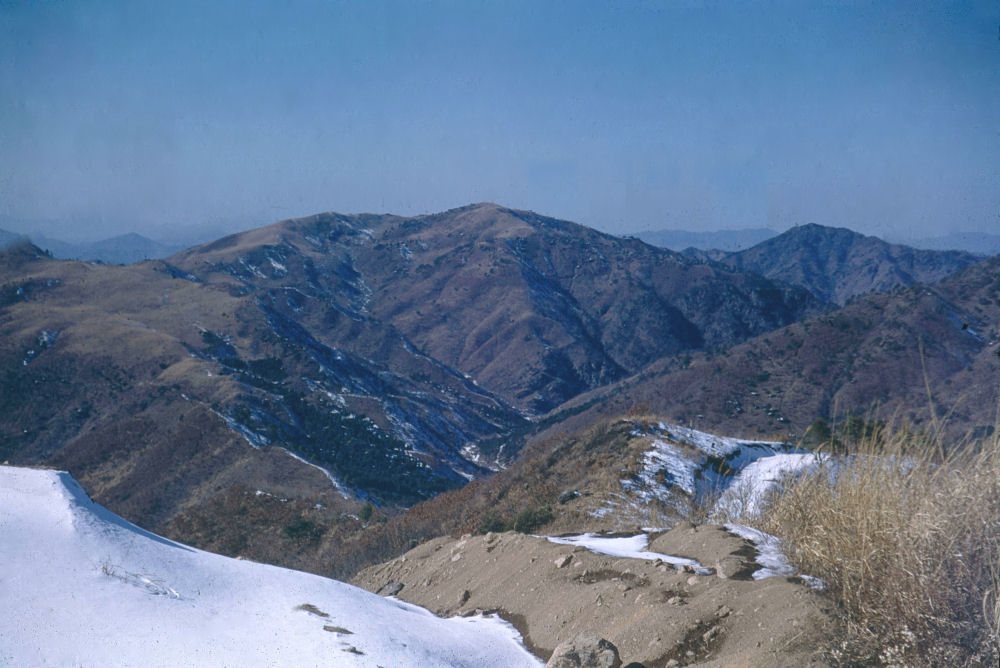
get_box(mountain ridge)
[718,223,983,305]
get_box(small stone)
[717,605,732,618]
[545,634,621,668]
[702,626,721,643]
[666,660,680,668]
[687,575,700,586]
[451,553,462,562]
[715,556,746,580]
[376,581,404,596]
[554,554,574,568]
[667,596,683,606]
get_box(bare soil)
[353,523,835,667]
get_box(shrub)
[476,513,507,535]
[284,517,320,542]
[756,426,1000,665]
[511,506,553,533]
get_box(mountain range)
[0,228,187,264]
[1,203,995,580]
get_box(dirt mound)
[353,525,835,666]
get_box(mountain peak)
[724,223,982,304]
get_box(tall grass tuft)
[757,425,1000,665]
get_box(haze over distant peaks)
[633,227,777,252]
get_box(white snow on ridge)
[605,423,794,521]
[544,532,711,573]
[714,452,825,519]
[0,466,541,667]
[654,422,784,458]
[627,438,699,496]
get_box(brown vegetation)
[752,425,1000,665]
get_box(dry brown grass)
[756,426,1000,665]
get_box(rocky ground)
[353,522,835,667]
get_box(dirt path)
[353,523,835,666]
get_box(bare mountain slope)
[535,254,1000,442]
[171,203,824,414]
[0,241,524,536]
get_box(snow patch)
[725,523,823,588]
[0,466,542,666]
[544,533,711,574]
[714,453,825,519]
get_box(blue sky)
[1,0,997,242]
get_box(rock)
[702,625,721,643]
[558,489,581,504]
[554,554,574,568]
[546,634,622,668]
[376,581,404,596]
[686,575,700,586]
[665,660,680,668]
[715,556,744,579]
[667,596,684,606]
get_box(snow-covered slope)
[593,422,812,523]
[0,466,540,667]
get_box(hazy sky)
[1,1,998,242]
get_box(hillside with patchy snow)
[0,466,540,667]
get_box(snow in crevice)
[212,408,271,449]
[725,523,824,589]
[279,448,352,500]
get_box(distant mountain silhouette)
[719,223,982,305]
[28,232,185,264]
